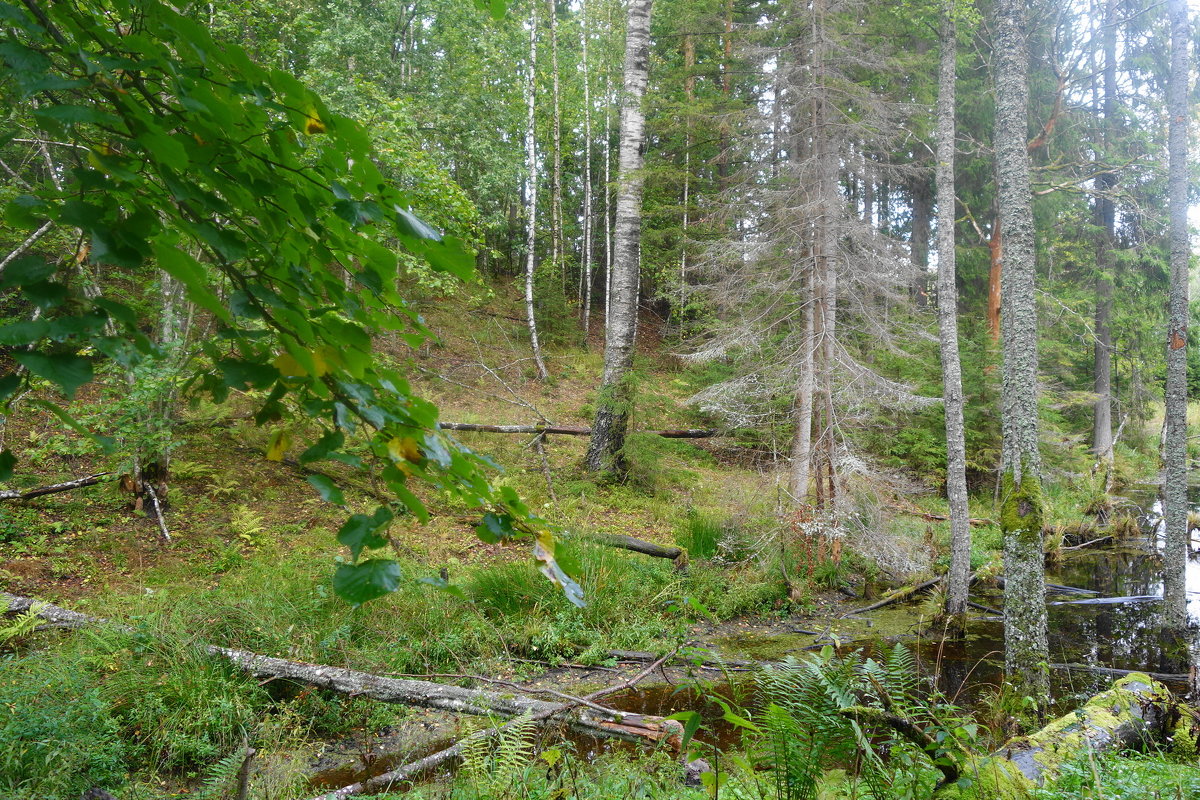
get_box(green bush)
[0,655,126,800]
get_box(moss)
[999,469,1044,545]
[939,675,1172,798]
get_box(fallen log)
[439,422,716,438]
[987,577,1098,596]
[940,674,1173,797]
[1048,595,1159,606]
[606,648,754,670]
[2,594,677,748]
[593,533,686,565]
[886,505,996,527]
[1049,662,1191,685]
[0,471,116,502]
[843,576,944,616]
[307,650,683,800]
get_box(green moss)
[999,469,1045,544]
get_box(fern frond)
[193,748,245,800]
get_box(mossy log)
[940,674,1174,798]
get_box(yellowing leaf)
[312,345,342,377]
[273,352,307,378]
[304,110,325,134]
[266,429,291,461]
[387,436,421,463]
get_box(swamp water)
[309,487,1200,790]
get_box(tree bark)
[993,0,1049,703]
[789,271,816,501]
[524,0,550,381]
[580,0,594,338]
[548,0,564,293]
[936,7,971,627]
[959,675,1172,794]
[1162,0,1190,631]
[1091,0,1117,468]
[439,422,714,438]
[585,0,653,475]
[0,471,116,501]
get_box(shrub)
[0,655,126,800]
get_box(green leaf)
[395,207,442,241]
[307,474,345,505]
[416,575,467,600]
[0,256,54,289]
[33,104,119,127]
[665,711,702,751]
[475,512,516,544]
[154,241,230,322]
[337,506,394,559]
[0,374,20,404]
[333,559,401,604]
[299,430,345,464]
[0,319,49,346]
[0,449,14,481]
[13,352,93,398]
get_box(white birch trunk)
[525,1,549,381]
[581,0,594,338]
[585,0,653,474]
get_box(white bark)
[524,1,549,381]
[580,0,594,337]
[585,0,653,474]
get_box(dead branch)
[0,471,116,502]
[439,422,717,438]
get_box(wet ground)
[308,485,1200,792]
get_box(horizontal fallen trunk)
[309,650,683,800]
[0,471,116,502]
[887,505,996,527]
[592,533,686,564]
[845,576,944,616]
[942,674,1173,797]
[3,594,678,746]
[439,422,716,438]
[1050,662,1191,685]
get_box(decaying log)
[886,505,996,527]
[1049,662,1191,685]
[307,649,683,800]
[3,594,679,746]
[942,674,1173,797]
[607,648,754,670]
[844,576,944,616]
[0,471,116,502]
[439,422,716,438]
[593,533,686,566]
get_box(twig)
[143,483,171,541]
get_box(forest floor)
[1,279,1193,799]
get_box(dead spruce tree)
[686,0,933,508]
[993,0,1049,703]
[585,0,653,475]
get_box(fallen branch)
[592,533,686,567]
[1,595,679,758]
[844,576,944,616]
[0,471,116,502]
[1060,534,1113,551]
[839,705,959,789]
[439,422,716,438]
[306,649,684,800]
[886,505,995,527]
[1049,663,1191,685]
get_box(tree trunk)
[580,0,594,338]
[585,0,653,475]
[947,675,1172,797]
[549,0,563,293]
[524,1,549,381]
[789,266,816,501]
[993,0,1049,703]
[909,173,932,308]
[1162,0,1190,631]
[937,8,971,627]
[1091,0,1117,468]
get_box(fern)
[0,601,48,645]
[460,714,537,800]
[192,747,245,800]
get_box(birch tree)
[585,0,653,475]
[994,0,1049,702]
[524,0,550,381]
[1161,0,1190,632]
